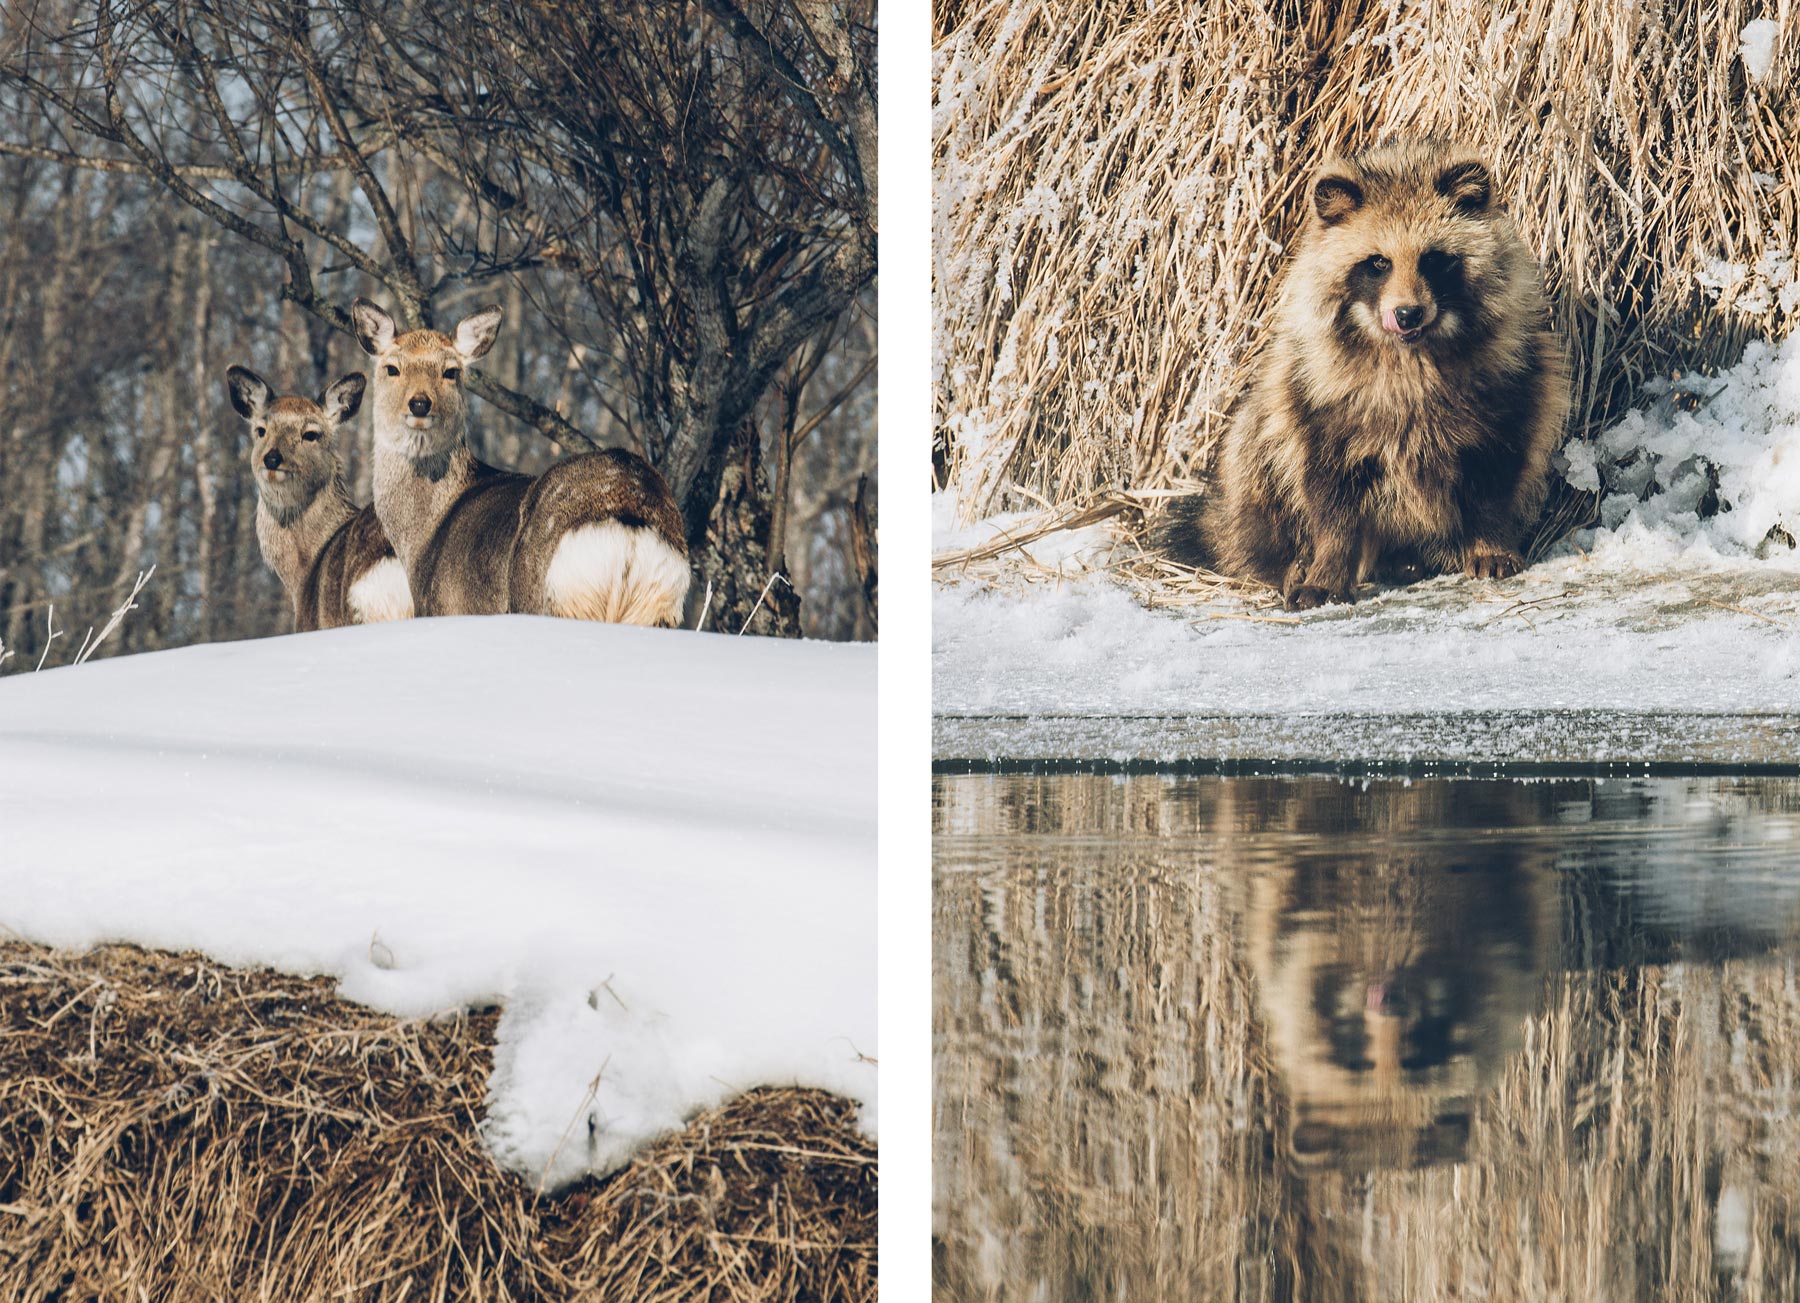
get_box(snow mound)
[0,617,875,1187]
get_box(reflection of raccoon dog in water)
[1162,140,1570,610]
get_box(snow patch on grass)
[0,616,875,1186]
[1740,18,1780,84]
[1576,331,1800,561]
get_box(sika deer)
[350,299,691,625]
[226,366,412,632]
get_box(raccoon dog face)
[1307,147,1507,351]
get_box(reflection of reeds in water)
[1370,961,1800,1301]
[934,775,1800,1302]
[935,852,1333,1301]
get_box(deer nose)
[263,450,284,470]
[408,395,433,418]
[1392,304,1425,330]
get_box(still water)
[934,773,1800,1303]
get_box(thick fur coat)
[1162,141,1570,609]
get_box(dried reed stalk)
[0,943,874,1302]
[935,0,1798,521]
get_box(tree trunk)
[695,422,801,638]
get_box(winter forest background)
[0,0,877,667]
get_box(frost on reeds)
[0,942,875,1301]
[2,567,156,675]
[935,1,1799,526]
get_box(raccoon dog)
[1163,140,1569,610]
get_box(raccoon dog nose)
[1392,304,1425,331]
[408,395,432,418]
[263,450,283,470]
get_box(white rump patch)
[349,557,414,624]
[544,521,692,627]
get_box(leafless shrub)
[1,0,876,645]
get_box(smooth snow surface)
[0,617,875,1187]
[938,334,1800,764]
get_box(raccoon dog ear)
[1436,160,1492,214]
[1313,174,1364,225]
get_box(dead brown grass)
[935,0,1798,521]
[0,942,875,1302]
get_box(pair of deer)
[229,300,691,633]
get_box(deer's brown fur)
[352,301,691,626]
[227,366,412,632]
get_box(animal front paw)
[1464,548,1523,580]
[1284,584,1354,611]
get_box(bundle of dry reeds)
[0,943,875,1302]
[935,0,1798,522]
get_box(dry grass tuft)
[935,0,1799,521]
[0,942,875,1302]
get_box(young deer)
[226,366,413,632]
[350,299,691,625]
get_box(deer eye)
[254,426,266,438]
[302,429,322,442]
[443,367,461,381]
[384,364,400,377]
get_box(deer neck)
[372,435,481,571]
[256,477,357,603]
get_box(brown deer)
[349,299,691,625]
[226,366,412,632]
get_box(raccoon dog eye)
[302,429,322,442]
[1365,255,1391,274]
[385,364,400,377]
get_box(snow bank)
[0,617,875,1187]
[936,333,1800,761]
[1574,331,1800,558]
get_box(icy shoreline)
[934,709,1800,769]
[936,331,1800,764]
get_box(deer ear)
[1436,160,1492,214]
[454,305,503,360]
[226,365,270,420]
[322,372,366,422]
[1313,173,1364,225]
[351,299,396,355]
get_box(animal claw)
[1465,549,1523,580]
[1284,584,1354,611]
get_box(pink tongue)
[1381,307,1403,333]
